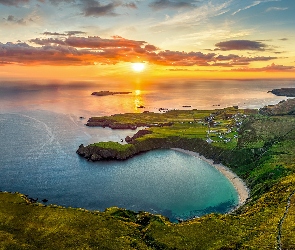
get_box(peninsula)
[77,106,256,161]
[91,91,132,96]
[269,88,295,97]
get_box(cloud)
[2,36,216,66]
[42,31,87,36]
[0,61,13,66]
[212,54,276,67]
[232,1,260,15]
[266,6,288,12]
[215,40,268,51]
[66,31,87,36]
[168,68,190,71]
[233,63,295,72]
[48,0,76,5]
[122,2,137,8]
[82,0,121,17]
[43,32,66,36]
[30,38,66,46]
[144,44,158,51]
[3,15,27,25]
[232,0,282,15]
[0,0,29,6]
[152,1,231,28]
[153,50,216,66]
[149,0,196,10]
[30,36,146,48]
[0,36,282,68]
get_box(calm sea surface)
[0,79,294,221]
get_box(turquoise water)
[1,79,293,221]
[0,110,237,221]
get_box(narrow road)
[277,190,295,250]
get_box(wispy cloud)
[176,29,252,46]
[42,31,87,36]
[266,6,288,12]
[232,0,282,15]
[232,63,295,72]
[152,1,231,28]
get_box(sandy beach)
[171,148,250,208]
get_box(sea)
[0,78,294,222]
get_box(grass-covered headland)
[1,99,295,249]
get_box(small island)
[269,88,295,97]
[91,91,132,96]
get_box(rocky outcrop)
[76,144,137,161]
[259,99,295,115]
[125,129,153,143]
[269,88,295,97]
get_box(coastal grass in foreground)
[1,100,295,249]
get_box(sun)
[132,63,145,72]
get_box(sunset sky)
[0,0,294,80]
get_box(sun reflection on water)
[134,89,145,111]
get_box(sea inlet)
[0,110,238,222]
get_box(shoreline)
[171,148,250,209]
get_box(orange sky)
[0,0,294,80]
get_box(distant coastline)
[269,88,295,97]
[91,91,132,96]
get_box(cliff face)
[76,136,253,171]
[269,88,295,97]
[76,144,137,161]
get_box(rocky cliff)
[76,134,253,171]
[259,99,295,115]
[269,88,295,97]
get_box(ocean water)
[0,79,294,221]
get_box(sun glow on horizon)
[132,63,145,72]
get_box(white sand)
[171,148,250,209]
